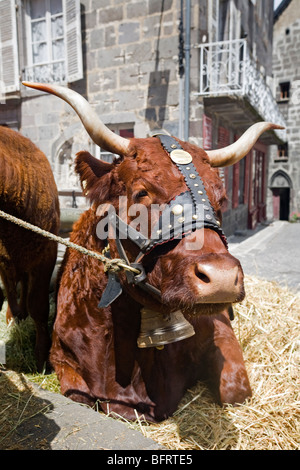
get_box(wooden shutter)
[63,0,83,83]
[0,0,19,93]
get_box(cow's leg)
[54,360,95,407]
[19,273,29,318]
[6,273,30,322]
[0,287,4,312]
[26,247,56,372]
[27,274,51,372]
[206,312,252,405]
[0,266,26,322]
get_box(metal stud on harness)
[98,134,228,310]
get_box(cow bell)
[137,308,195,349]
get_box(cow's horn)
[206,122,285,168]
[22,82,130,156]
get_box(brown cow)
[23,82,283,422]
[0,126,59,371]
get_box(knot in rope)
[103,258,125,274]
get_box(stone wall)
[222,203,248,237]
[269,1,300,219]
[82,0,183,137]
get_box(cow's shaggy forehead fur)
[127,138,226,208]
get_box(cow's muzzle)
[193,254,245,304]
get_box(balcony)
[195,39,286,143]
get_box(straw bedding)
[0,275,299,450]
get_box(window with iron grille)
[23,0,83,84]
[0,0,83,91]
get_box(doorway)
[270,171,292,221]
[272,187,290,221]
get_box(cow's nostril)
[195,266,210,284]
[197,272,210,283]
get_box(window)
[94,126,134,163]
[207,0,219,42]
[25,0,65,82]
[24,0,83,84]
[279,82,290,100]
[276,143,288,160]
[0,0,82,92]
[220,0,241,42]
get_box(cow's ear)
[75,151,113,201]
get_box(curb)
[1,369,164,451]
[31,385,165,450]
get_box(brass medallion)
[170,149,193,165]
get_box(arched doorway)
[270,171,292,221]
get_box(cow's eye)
[135,189,148,200]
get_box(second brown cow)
[0,126,59,371]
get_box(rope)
[0,209,140,275]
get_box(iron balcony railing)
[23,60,66,84]
[195,39,286,138]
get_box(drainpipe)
[184,0,191,141]
[178,0,185,139]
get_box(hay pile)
[110,276,300,450]
[0,275,299,450]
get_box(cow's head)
[23,82,283,336]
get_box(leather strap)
[156,135,227,246]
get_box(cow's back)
[0,126,59,233]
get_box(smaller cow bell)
[137,308,195,349]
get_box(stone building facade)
[268,0,300,222]
[0,0,286,236]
